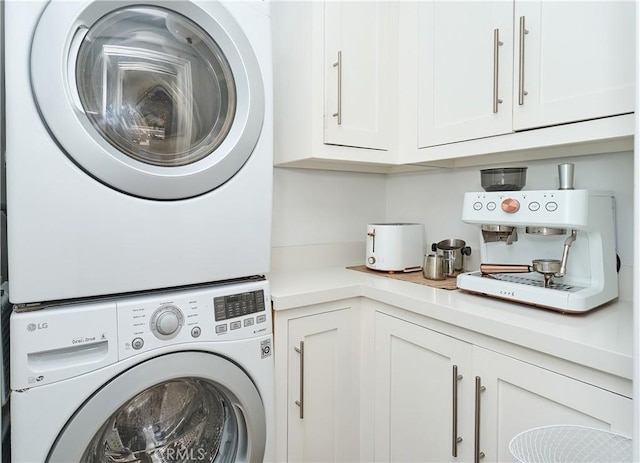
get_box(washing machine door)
[47,352,266,462]
[31,1,264,200]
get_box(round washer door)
[31,1,264,200]
[47,352,266,462]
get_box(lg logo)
[27,322,48,332]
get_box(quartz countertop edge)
[267,267,633,381]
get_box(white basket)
[508,425,632,463]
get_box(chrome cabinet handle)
[474,376,486,462]
[332,51,342,125]
[294,341,305,419]
[518,16,529,105]
[492,29,504,114]
[452,365,463,457]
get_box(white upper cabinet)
[271,1,398,171]
[418,2,514,147]
[415,0,635,151]
[273,1,634,170]
[513,1,636,130]
[324,2,396,150]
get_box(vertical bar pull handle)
[518,16,529,105]
[452,365,463,457]
[294,341,305,419]
[332,51,342,125]
[492,29,503,114]
[474,376,486,462]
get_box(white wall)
[271,167,386,271]
[271,152,634,282]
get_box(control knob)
[501,198,521,214]
[150,305,184,340]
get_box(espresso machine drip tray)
[480,273,583,293]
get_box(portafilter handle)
[480,264,532,274]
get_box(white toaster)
[366,223,424,272]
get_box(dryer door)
[47,352,266,462]
[31,1,264,200]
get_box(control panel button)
[473,202,483,211]
[215,324,227,334]
[244,318,255,327]
[545,201,558,212]
[191,327,201,338]
[132,337,144,350]
[486,202,496,211]
[230,321,242,330]
[501,198,521,214]
[528,201,540,211]
[367,256,376,265]
[257,314,267,324]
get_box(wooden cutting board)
[347,265,458,290]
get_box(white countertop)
[268,267,633,381]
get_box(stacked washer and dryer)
[4,0,274,461]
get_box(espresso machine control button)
[501,198,521,213]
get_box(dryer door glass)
[75,6,236,167]
[81,378,238,462]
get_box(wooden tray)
[347,265,458,290]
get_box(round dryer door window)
[31,1,265,200]
[76,7,237,168]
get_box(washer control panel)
[117,280,271,360]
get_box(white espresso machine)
[456,189,619,313]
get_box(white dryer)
[5,0,272,304]
[10,279,274,462]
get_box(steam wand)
[556,230,578,277]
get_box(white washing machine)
[10,279,274,462]
[5,0,273,304]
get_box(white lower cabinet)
[274,300,360,462]
[275,300,631,462]
[476,347,633,462]
[374,311,474,462]
[373,310,632,462]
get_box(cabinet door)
[374,312,473,462]
[474,347,633,462]
[417,1,513,148]
[324,1,396,150]
[287,308,359,462]
[513,1,636,130]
